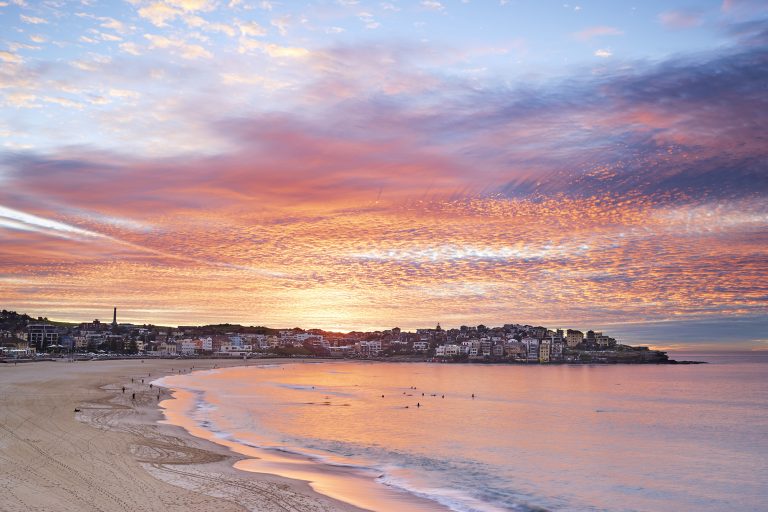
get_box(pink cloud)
[721,0,768,13]
[573,26,623,41]
[658,10,704,29]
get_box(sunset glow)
[1,0,766,348]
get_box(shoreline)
[155,363,452,512]
[0,358,368,512]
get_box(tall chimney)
[113,307,117,325]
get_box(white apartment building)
[218,344,252,356]
[522,337,539,361]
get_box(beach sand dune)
[0,359,363,512]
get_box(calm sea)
[157,353,768,512]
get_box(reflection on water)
[159,354,768,512]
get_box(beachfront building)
[328,345,353,357]
[158,342,177,355]
[249,334,269,349]
[595,332,616,348]
[435,344,461,357]
[550,339,564,361]
[566,329,584,348]
[200,337,213,352]
[180,340,197,356]
[218,344,252,357]
[103,334,128,353]
[523,337,539,361]
[207,335,225,352]
[293,332,321,342]
[27,323,59,351]
[358,340,382,357]
[84,333,105,350]
[445,344,461,356]
[0,330,32,356]
[74,336,89,350]
[539,339,551,362]
[305,337,330,355]
[505,341,526,360]
[2,346,36,357]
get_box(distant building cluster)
[390,324,617,363]
[0,308,669,364]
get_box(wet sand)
[157,380,449,512]
[0,358,365,512]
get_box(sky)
[1,0,767,350]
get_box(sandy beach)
[0,358,365,512]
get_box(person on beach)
[132,393,135,400]
[122,386,125,394]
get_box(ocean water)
[157,353,768,512]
